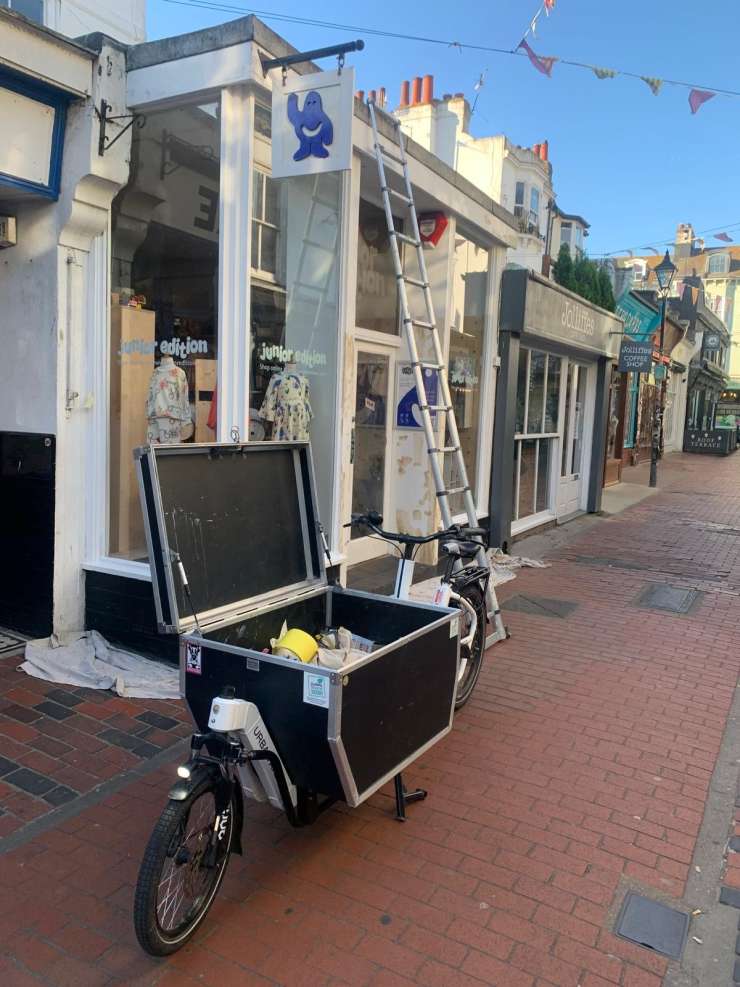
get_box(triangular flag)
[715,232,733,243]
[689,89,715,114]
[519,38,557,78]
[592,66,617,80]
[641,76,663,96]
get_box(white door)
[347,346,395,565]
[557,362,588,517]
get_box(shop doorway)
[557,362,589,518]
[347,346,395,564]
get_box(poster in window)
[396,363,438,429]
[271,68,354,179]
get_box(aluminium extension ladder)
[367,100,507,646]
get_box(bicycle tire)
[134,778,234,956]
[453,582,486,709]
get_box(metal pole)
[649,293,667,488]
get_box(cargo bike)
[132,441,487,955]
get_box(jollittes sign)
[271,68,354,179]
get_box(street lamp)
[649,250,677,487]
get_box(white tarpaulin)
[408,550,551,602]
[21,631,180,699]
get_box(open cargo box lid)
[135,441,326,634]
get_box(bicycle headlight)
[177,764,191,780]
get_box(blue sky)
[147,0,738,257]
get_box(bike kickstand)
[394,772,427,822]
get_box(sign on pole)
[271,67,355,179]
[618,338,653,374]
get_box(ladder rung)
[406,318,435,330]
[430,446,459,455]
[422,404,451,413]
[378,144,405,166]
[438,486,470,497]
[412,360,442,371]
[392,231,421,247]
[401,276,429,289]
[384,186,413,205]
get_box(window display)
[356,199,400,335]
[445,234,488,515]
[110,100,220,560]
[250,108,342,534]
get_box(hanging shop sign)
[618,338,653,374]
[703,331,722,352]
[396,363,438,428]
[418,212,448,247]
[271,67,355,179]
[615,290,660,343]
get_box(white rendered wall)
[0,198,59,434]
[45,0,146,44]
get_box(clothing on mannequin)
[259,366,313,441]
[146,355,194,443]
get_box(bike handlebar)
[346,512,488,547]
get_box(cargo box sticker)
[185,642,202,675]
[303,671,329,708]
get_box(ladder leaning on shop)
[366,100,507,646]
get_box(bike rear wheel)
[453,582,486,709]
[134,778,234,956]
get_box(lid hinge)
[170,550,203,636]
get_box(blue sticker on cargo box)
[303,671,329,708]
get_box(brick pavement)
[1,450,740,986]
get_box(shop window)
[513,347,561,524]
[249,163,342,536]
[109,100,221,560]
[445,234,489,515]
[356,198,400,335]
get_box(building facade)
[393,77,588,276]
[491,269,622,548]
[1,15,519,654]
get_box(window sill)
[83,558,152,582]
[511,510,556,537]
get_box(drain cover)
[635,584,700,614]
[503,595,578,619]
[615,892,689,959]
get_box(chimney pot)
[355,90,365,102]
[400,80,410,107]
[454,92,465,99]
[379,86,386,108]
[421,74,433,103]
[369,89,377,104]
[540,140,549,161]
[411,76,422,104]
[533,143,541,157]
[442,92,452,100]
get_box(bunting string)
[157,0,740,114]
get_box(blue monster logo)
[287,90,333,161]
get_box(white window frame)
[708,253,730,275]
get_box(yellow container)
[272,627,318,664]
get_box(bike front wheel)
[134,778,235,956]
[453,582,486,709]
